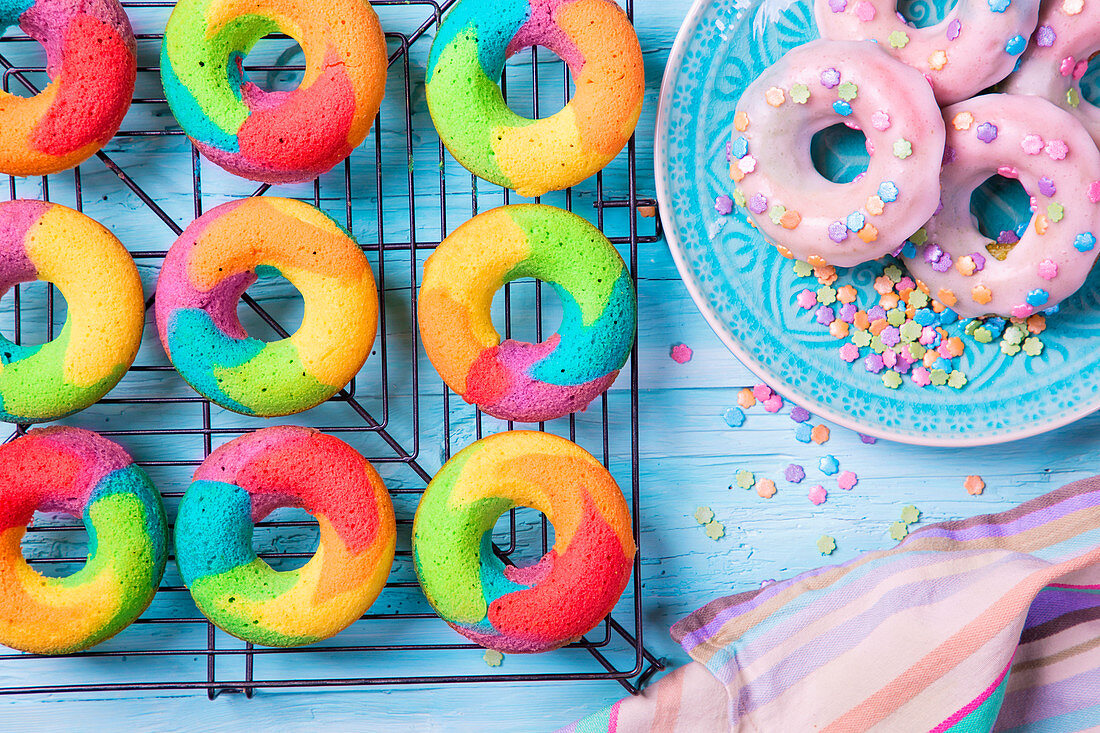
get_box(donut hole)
[501,46,572,120]
[1082,53,1100,107]
[20,512,89,579]
[491,505,556,575]
[252,506,318,572]
[810,124,870,184]
[237,268,304,343]
[241,36,306,93]
[491,279,565,343]
[896,0,959,28]
[0,33,48,98]
[969,174,1031,258]
[0,281,68,351]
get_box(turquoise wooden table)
[4,1,1100,730]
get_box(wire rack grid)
[0,0,664,699]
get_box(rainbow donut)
[418,205,635,423]
[0,427,167,654]
[903,94,1100,318]
[1003,0,1100,146]
[732,40,946,267]
[425,0,645,197]
[161,0,387,184]
[175,426,396,647]
[0,0,135,176]
[0,200,144,423]
[412,431,635,653]
[814,0,1039,104]
[155,197,378,417]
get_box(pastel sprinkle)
[735,469,755,489]
[748,193,768,214]
[889,521,909,541]
[1047,203,1064,222]
[694,506,714,524]
[828,220,850,242]
[900,505,921,524]
[1045,140,1068,160]
[820,68,841,88]
[723,406,746,427]
[882,370,902,389]
[1005,34,1027,55]
[877,181,898,202]
[829,0,847,10]
[763,394,784,412]
[704,521,725,540]
[928,50,948,71]
[795,423,812,443]
[860,434,877,444]
[893,139,913,159]
[765,87,786,106]
[1089,182,1100,203]
[756,479,777,499]
[811,424,831,444]
[808,485,828,505]
[819,455,839,475]
[847,212,866,231]
[1036,25,1055,46]
[1038,177,1056,197]
[837,81,858,101]
[730,136,749,158]
[1021,134,1043,155]
[715,195,734,215]
[753,384,773,401]
[790,83,810,104]
[952,112,974,130]
[1075,232,1096,252]
[871,111,891,131]
[837,471,858,490]
[965,475,985,496]
[793,260,813,277]
[1063,0,1083,12]
[670,343,693,363]
[1038,259,1058,280]
[1023,337,1044,356]
[833,100,853,117]
[988,0,1009,10]
[817,535,836,555]
[946,18,961,40]
[975,122,998,143]
[840,342,860,362]
[888,30,909,48]
[785,464,806,483]
[854,0,875,18]
[484,650,504,667]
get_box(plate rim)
[652,0,1100,447]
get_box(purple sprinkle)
[715,195,734,215]
[996,230,1018,244]
[946,19,961,40]
[839,302,858,323]
[829,0,847,10]
[860,433,877,444]
[894,359,913,375]
[970,251,987,271]
[881,326,901,347]
[867,305,886,321]
[748,194,768,214]
[828,220,849,242]
[976,122,998,143]
[790,406,811,422]
[785,464,806,483]
[943,145,957,165]
[1038,176,1056,197]
[821,68,841,89]
[924,243,945,264]
[864,354,885,374]
[815,306,836,325]
[725,140,732,162]
[1036,25,1055,47]
[931,252,954,272]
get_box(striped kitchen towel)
[562,475,1100,731]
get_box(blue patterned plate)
[655,0,1100,445]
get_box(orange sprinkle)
[952,111,974,130]
[937,288,958,306]
[874,276,895,294]
[756,478,777,499]
[1027,314,1046,334]
[829,320,850,339]
[811,425,830,444]
[930,299,945,313]
[879,292,900,309]
[945,336,965,357]
[730,162,745,182]
[1035,214,1049,235]
[897,287,914,303]
[923,351,938,368]
[866,196,885,215]
[813,264,837,284]
[853,311,870,330]
[734,111,750,131]
[780,210,802,229]
[929,49,948,70]
[905,305,916,319]
[916,279,931,295]
[836,285,858,304]
[737,388,756,409]
[870,319,888,336]
[964,475,985,496]
[858,224,879,242]
[971,284,992,305]
[955,256,976,276]
[765,86,786,106]
[638,206,657,218]
[775,245,794,259]
[807,255,829,267]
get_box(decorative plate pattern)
[655,0,1100,445]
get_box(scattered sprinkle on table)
[819,455,839,475]
[723,406,746,427]
[705,521,726,540]
[817,535,836,555]
[753,384,773,401]
[900,505,921,524]
[756,478,777,499]
[795,423,813,443]
[763,394,784,412]
[694,506,714,525]
[785,463,806,483]
[790,406,811,422]
[889,521,909,541]
[670,343,693,364]
[738,388,756,408]
[965,475,986,496]
[484,650,504,667]
[808,485,828,505]
[735,469,755,489]
[837,470,858,490]
[811,425,831,444]
[860,434,877,444]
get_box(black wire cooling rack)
[0,0,664,699]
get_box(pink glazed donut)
[903,94,1100,319]
[732,40,945,267]
[1003,0,1100,146]
[814,0,1040,104]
